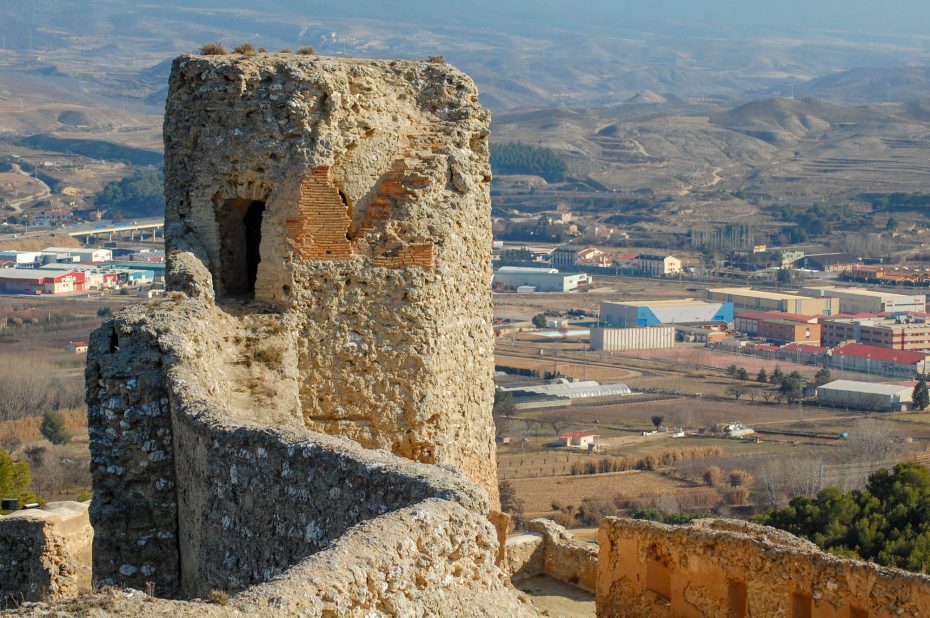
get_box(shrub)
[729,469,754,489]
[254,344,284,370]
[280,48,292,54]
[77,490,92,502]
[40,410,71,445]
[703,466,723,487]
[233,43,257,56]
[0,449,41,511]
[296,46,315,55]
[209,590,229,606]
[199,42,227,55]
[726,487,750,505]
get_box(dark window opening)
[216,198,266,299]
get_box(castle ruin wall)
[0,502,93,606]
[597,516,930,617]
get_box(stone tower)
[163,54,499,499]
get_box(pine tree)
[757,368,768,383]
[913,378,929,411]
[40,410,71,445]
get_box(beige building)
[635,254,682,276]
[707,287,840,316]
[799,286,925,315]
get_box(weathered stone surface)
[505,519,598,593]
[0,502,92,606]
[10,501,539,617]
[597,516,930,618]
[163,54,498,506]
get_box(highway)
[0,217,164,242]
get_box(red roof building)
[831,343,929,379]
[0,269,85,295]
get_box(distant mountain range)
[1,2,930,112]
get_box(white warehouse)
[800,286,925,315]
[492,266,589,292]
[816,379,913,412]
[590,326,675,351]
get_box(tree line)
[755,462,930,573]
[95,168,165,218]
[490,142,567,181]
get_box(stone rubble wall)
[86,317,179,594]
[85,295,492,599]
[0,502,93,606]
[9,501,540,617]
[505,519,598,593]
[597,516,930,617]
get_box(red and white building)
[830,343,930,379]
[0,269,85,295]
[559,431,600,451]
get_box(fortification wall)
[162,55,498,503]
[597,517,930,618]
[9,500,538,617]
[506,519,598,593]
[0,502,92,606]
[86,296,489,598]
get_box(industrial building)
[707,287,840,315]
[492,266,590,292]
[821,316,930,351]
[734,310,819,336]
[590,326,675,351]
[635,254,682,276]
[830,343,930,379]
[793,253,859,272]
[600,299,733,328]
[502,379,633,410]
[42,247,112,263]
[757,318,821,345]
[0,269,85,294]
[800,286,925,314]
[817,379,913,412]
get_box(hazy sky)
[269,0,930,38]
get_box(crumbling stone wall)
[597,517,930,617]
[9,501,539,618]
[0,502,93,606]
[505,519,598,593]
[163,55,498,504]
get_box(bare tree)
[784,458,824,498]
[545,413,572,437]
[841,419,904,466]
[754,459,783,509]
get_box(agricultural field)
[0,293,143,503]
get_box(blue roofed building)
[600,299,734,328]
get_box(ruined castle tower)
[164,55,498,497]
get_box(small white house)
[560,431,600,451]
[65,341,88,354]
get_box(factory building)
[600,299,733,328]
[800,286,925,314]
[734,310,819,336]
[821,316,930,351]
[42,247,112,263]
[817,379,913,412]
[492,266,590,292]
[0,269,85,294]
[830,343,929,379]
[590,326,675,351]
[707,287,840,316]
[757,319,821,346]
